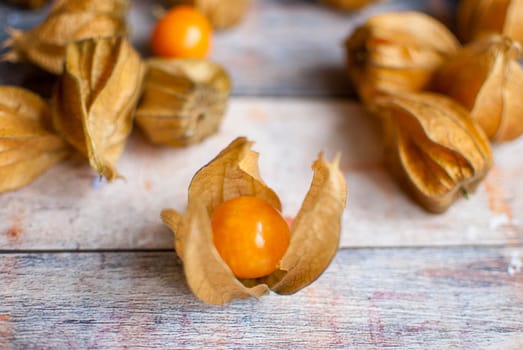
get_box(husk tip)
[160,208,182,232]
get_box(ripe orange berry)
[211,196,291,279]
[150,6,212,58]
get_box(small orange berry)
[150,6,212,58]
[211,196,291,279]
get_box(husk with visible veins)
[3,0,49,9]
[2,0,128,74]
[457,0,523,45]
[136,58,231,147]
[321,0,381,11]
[0,86,69,193]
[345,11,460,106]
[167,0,251,29]
[432,35,523,142]
[376,92,492,213]
[161,137,347,304]
[51,37,144,181]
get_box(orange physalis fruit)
[211,196,291,279]
[150,5,212,58]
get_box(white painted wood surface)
[1,247,522,349]
[1,98,522,250]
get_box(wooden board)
[1,98,522,250]
[1,247,522,349]
[1,1,522,347]
[0,0,457,97]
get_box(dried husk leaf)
[161,137,347,304]
[2,0,128,74]
[168,0,251,29]
[3,0,49,9]
[432,35,523,142]
[345,11,460,106]
[321,0,381,11]
[269,153,347,294]
[457,0,523,45]
[0,86,69,192]
[135,58,231,147]
[49,0,129,15]
[51,36,145,181]
[376,92,492,213]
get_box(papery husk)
[321,0,381,11]
[0,86,69,193]
[161,137,347,304]
[168,0,251,29]
[432,35,523,142]
[457,0,523,45]
[49,0,129,15]
[2,0,128,74]
[375,92,492,213]
[269,152,347,295]
[345,11,460,106]
[135,58,231,147]
[51,36,144,181]
[3,0,49,9]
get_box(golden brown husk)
[321,0,381,11]
[168,0,251,29]
[432,35,523,142]
[0,86,69,193]
[344,11,460,106]
[2,0,129,74]
[161,137,347,304]
[457,0,523,45]
[49,0,129,15]
[51,36,145,181]
[375,92,492,213]
[135,58,231,147]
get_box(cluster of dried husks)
[345,2,523,213]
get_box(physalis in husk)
[136,58,231,147]
[161,137,347,304]
[345,11,460,106]
[375,92,493,213]
[432,35,523,142]
[51,36,145,181]
[0,86,69,193]
[2,0,128,74]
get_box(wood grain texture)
[1,247,522,349]
[1,98,522,250]
[0,0,457,97]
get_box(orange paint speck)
[0,315,10,322]
[5,215,23,241]
[248,107,269,121]
[144,180,153,191]
[6,225,22,241]
[484,167,512,220]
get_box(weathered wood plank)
[1,247,522,349]
[1,98,522,250]
[0,0,457,97]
